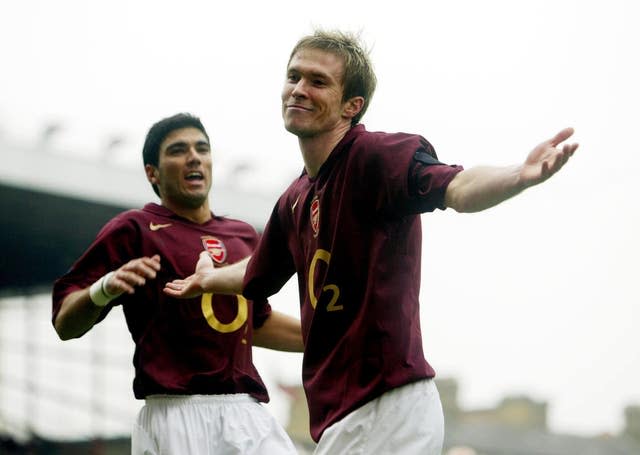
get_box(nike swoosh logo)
[149,222,173,231]
[291,196,300,214]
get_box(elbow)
[54,328,73,341]
[446,200,466,213]
[53,317,83,341]
[56,330,83,341]
[445,185,482,213]
[57,333,75,341]
[449,200,480,213]
[444,172,484,213]
[445,192,471,213]
[54,324,74,341]
[445,181,467,213]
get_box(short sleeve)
[407,144,464,213]
[52,216,139,324]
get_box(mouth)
[286,104,312,112]
[185,171,205,182]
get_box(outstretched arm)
[164,253,302,350]
[54,255,161,340]
[254,311,304,352]
[445,127,578,213]
[163,252,249,298]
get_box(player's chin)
[284,121,315,138]
[181,192,209,208]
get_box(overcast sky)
[1,0,638,438]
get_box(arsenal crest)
[310,195,320,238]
[201,236,227,264]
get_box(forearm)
[203,256,250,295]
[253,311,304,352]
[444,164,526,213]
[54,288,104,340]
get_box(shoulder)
[207,215,261,241]
[211,215,256,232]
[97,208,146,236]
[345,127,432,169]
[352,128,429,155]
[347,127,432,177]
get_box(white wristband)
[89,272,121,307]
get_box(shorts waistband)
[144,393,257,405]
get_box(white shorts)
[314,379,444,455]
[131,394,297,455]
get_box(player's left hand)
[163,251,214,299]
[521,127,579,187]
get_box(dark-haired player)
[52,113,301,454]
[165,30,578,454]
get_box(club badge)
[201,236,227,264]
[310,195,320,238]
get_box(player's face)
[152,127,212,209]
[282,48,351,138]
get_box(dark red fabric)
[244,125,463,440]
[53,203,270,401]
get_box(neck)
[300,123,352,178]
[162,200,212,224]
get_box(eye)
[287,72,300,83]
[167,146,185,155]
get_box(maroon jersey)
[244,124,464,441]
[53,203,270,402]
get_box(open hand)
[163,251,214,299]
[521,127,579,187]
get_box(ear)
[145,164,159,184]
[342,96,365,120]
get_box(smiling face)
[282,48,357,139]
[145,127,212,210]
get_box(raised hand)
[105,254,161,296]
[521,127,579,187]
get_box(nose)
[186,146,201,165]
[291,79,308,98]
